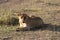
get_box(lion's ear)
[14,11,22,16]
[17,13,21,16]
[17,12,22,16]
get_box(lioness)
[16,12,44,31]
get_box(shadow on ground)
[16,24,60,32]
[33,24,60,32]
[16,16,60,32]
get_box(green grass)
[0,25,18,33]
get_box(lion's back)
[24,16,44,27]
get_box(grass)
[0,9,18,33]
[0,25,18,33]
[0,0,60,40]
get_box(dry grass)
[0,0,60,40]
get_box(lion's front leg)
[16,23,28,31]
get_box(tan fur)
[16,12,44,30]
[17,12,28,28]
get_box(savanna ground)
[0,0,60,40]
